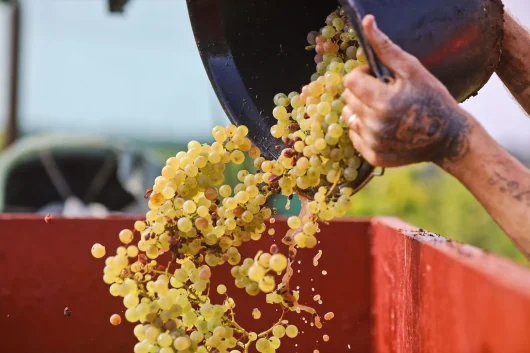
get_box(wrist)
[435,111,488,179]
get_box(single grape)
[258,275,275,293]
[91,243,106,258]
[245,282,260,296]
[158,333,173,347]
[248,264,266,282]
[287,216,301,229]
[357,46,367,63]
[183,200,197,214]
[217,284,227,295]
[134,342,149,353]
[269,336,281,349]
[190,331,204,343]
[269,253,288,272]
[286,325,298,338]
[305,235,318,248]
[332,17,344,30]
[321,26,336,39]
[272,325,285,338]
[307,30,319,45]
[199,266,211,280]
[173,336,191,351]
[256,338,270,352]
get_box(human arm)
[442,120,530,259]
[341,15,530,259]
[496,11,530,115]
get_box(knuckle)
[409,55,421,67]
[344,70,361,87]
[402,56,422,75]
[341,105,351,118]
[345,80,357,93]
[341,110,349,121]
[398,64,415,80]
[351,68,369,85]
[359,89,377,106]
[372,98,390,113]
[350,119,361,133]
[370,124,385,138]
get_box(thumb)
[362,15,415,77]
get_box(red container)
[1,215,530,353]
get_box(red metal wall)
[4,214,530,353]
[0,215,372,353]
[371,218,530,353]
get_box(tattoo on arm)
[488,171,530,206]
[384,92,473,165]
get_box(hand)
[341,15,475,168]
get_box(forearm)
[441,114,530,259]
[344,14,530,258]
[496,12,530,115]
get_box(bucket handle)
[339,0,393,182]
[339,0,394,84]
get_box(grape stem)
[224,307,287,353]
[257,309,287,338]
[325,168,343,198]
[224,294,237,323]
[226,318,248,336]
[279,197,322,326]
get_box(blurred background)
[0,0,529,263]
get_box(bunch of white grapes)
[91,6,365,353]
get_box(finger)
[362,15,418,78]
[341,104,354,126]
[343,65,383,94]
[342,66,390,110]
[369,151,408,168]
[348,129,364,154]
[341,90,366,118]
[342,105,362,135]
[348,129,380,166]
[358,115,385,138]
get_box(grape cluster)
[266,7,368,231]
[92,6,361,353]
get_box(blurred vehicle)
[0,0,229,215]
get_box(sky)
[0,0,229,143]
[0,0,529,152]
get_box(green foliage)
[349,163,528,264]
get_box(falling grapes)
[94,6,358,353]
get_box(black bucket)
[186,0,504,190]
